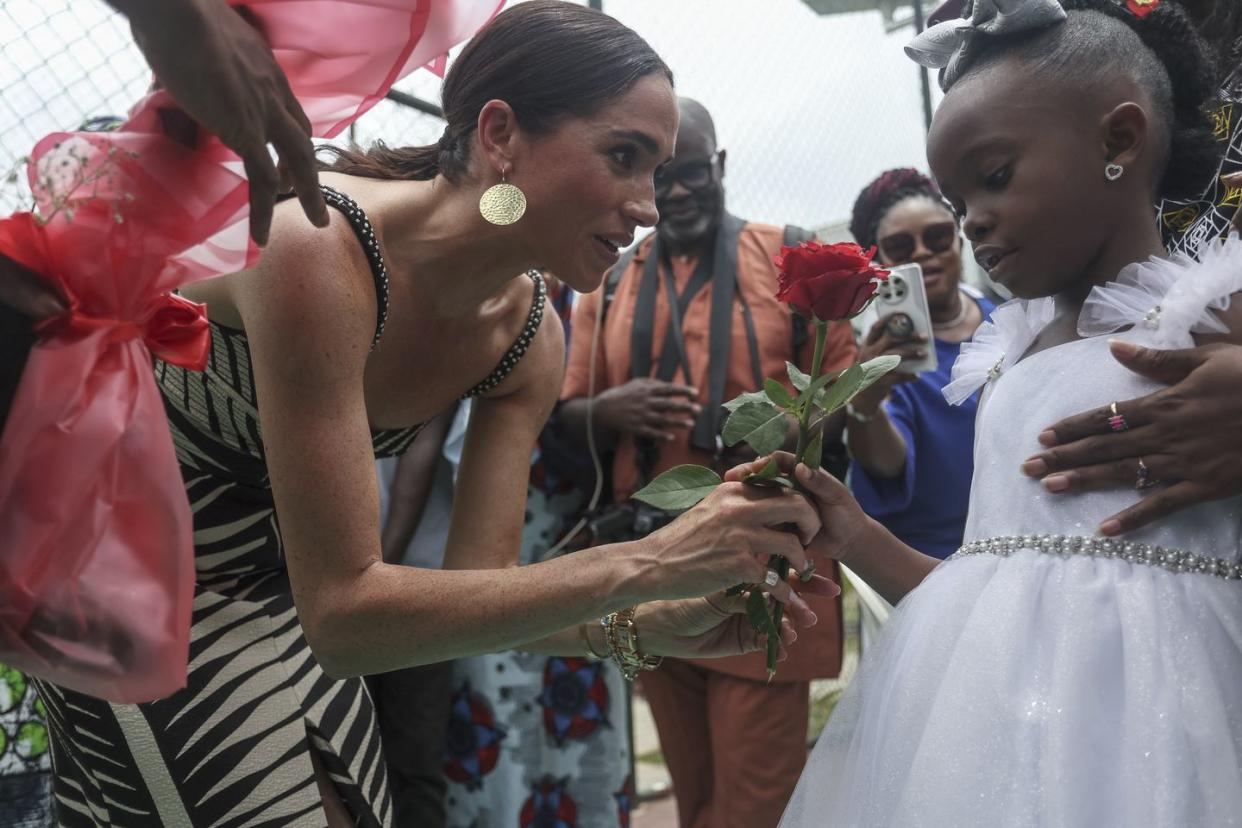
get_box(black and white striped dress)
[35,186,546,827]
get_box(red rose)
[1125,0,1158,18]
[774,241,889,322]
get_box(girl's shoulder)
[941,295,1055,406]
[1079,236,1242,348]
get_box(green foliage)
[723,389,770,413]
[804,428,824,470]
[820,355,901,412]
[763,378,794,408]
[743,457,794,489]
[796,370,837,409]
[746,590,779,639]
[722,400,788,457]
[787,362,812,391]
[631,465,722,511]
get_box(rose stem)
[769,318,830,676]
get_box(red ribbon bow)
[34,293,211,372]
[0,211,211,371]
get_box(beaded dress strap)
[317,184,391,349]
[461,271,547,399]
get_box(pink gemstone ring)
[1108,401,1129,433]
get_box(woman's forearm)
[847,408,909,479]
[304,540,658,677]
[840,518,940,605]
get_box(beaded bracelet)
[603,607,663,681]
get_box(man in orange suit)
[559,98,856,828]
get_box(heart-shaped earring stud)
[1105,163,1125,182]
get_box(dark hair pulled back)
[954,0,1220,201]
[319,0,672,183]
[850,167,953,249]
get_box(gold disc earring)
[479,168,527,226]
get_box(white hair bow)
[905,0,1068,89]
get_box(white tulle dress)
[780,240,1242,828]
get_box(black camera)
[586,502,681,545]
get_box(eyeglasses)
[877,221,959,264]
[654,152,720,197]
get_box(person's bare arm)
[728,452,939,605]
[379,412,453,565]
[238,214,823,677]
[104,0,328,244]
[845,316,923,479]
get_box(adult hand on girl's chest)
[1020,340,1242,535]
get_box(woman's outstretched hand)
[725,452,874,566]
[1020,340,1242,536]
[636,573,839,662]
[641,481,822,604]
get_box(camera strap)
[629,214,759,455]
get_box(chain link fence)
[604,0,939,238]
[3,0,934,231]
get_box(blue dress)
[848,290,997,559]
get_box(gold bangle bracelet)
[604,607,663,681]
[579,621,609,660]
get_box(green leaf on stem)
[631,465,722,511]
[743,457,794,488]
[803,428,824,470]
[723,389,770,413]
[818,354,902,413]
[746,588,783,682]
[745,589,779,640]
[787,362,812,392]
[763,378,794,409]
[751,457,780,479]
[722,400,788,456]
[744,474,794,489]
[796,370,837,409]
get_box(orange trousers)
[640,658,810,828]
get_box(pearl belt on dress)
[950,534,1242,580]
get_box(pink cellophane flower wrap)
[0,0,500,703]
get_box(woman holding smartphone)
[843,168,996,559]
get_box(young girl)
[774,1,1242,823]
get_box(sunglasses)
[877,221,959,264]
[654,152,720,197]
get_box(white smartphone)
[872,262,938,374]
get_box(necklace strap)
[932,290,970,330]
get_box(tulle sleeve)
[1079,236,1242,347]
[942,297,1055,406]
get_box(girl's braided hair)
[849,168,953,250]
[952,0,1221,201]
